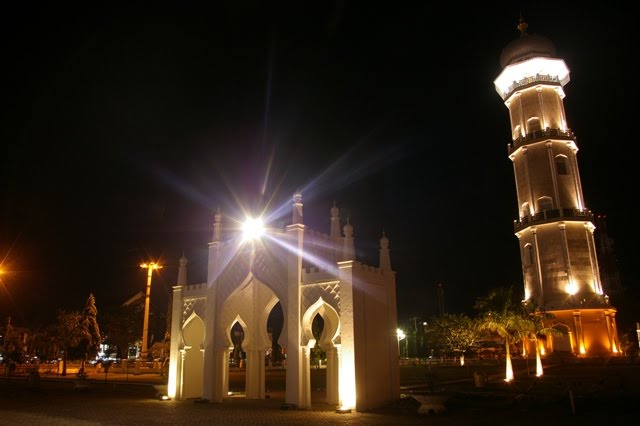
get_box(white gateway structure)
[167,193,400,411]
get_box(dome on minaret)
[343,218,353,237]
[499,17,556,69]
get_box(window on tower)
[537,196,553,212]
[555,155,569,175]
[524,243,534,266]
[513,124,522,140]
[527,117,541,135]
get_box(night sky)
[1,4,637,331]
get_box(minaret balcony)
[514,208,593,232]
[503,73,562,100]
[494,57,570,100]
[508,127,575,155]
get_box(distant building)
[0,317,29,357]
[594,214,624,295]
[494,17,620,356]
[167,194,399,412]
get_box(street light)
[140,262,162,360]
[396,328,406,358]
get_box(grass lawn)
[393,355,640,423]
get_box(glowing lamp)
[242,217,264,241]
[565,282,578,295]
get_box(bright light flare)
[140,262,162,270]
[242,217,265,241]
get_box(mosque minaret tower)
[494,17,620,356]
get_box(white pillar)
[337,260,356,409]
[245,349,265,399]
[285,193,305,406]
[209,348,228,402]
[325,345,339,404]
[202,290,217,401]
[299,346,311,408]
[167,285,183,399]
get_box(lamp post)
[396,328,406,358]
[140,262,162,360]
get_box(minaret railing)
[502,73,562,100]
[514,208,593,231]
[508,127,575,154]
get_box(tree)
[28,324,59,362]
[520,302,559,377]
[475,285,523,382]
[428,313,482,364]
[55,310,87,376]
[100,304,143,360]
[78,293,101,375]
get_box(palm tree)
[475,285,522,382]
[520,303,560,377]
[478,310,521,382]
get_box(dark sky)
[1,3,637,330]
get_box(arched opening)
[524,243,534,267]
[230,322,245,369]
[513,124,522,140]
[537,196,553,213]
[555,154,569,176]
[266,302,284,368]
[228,320,246,395]
[263,301,286,397]
[310,314,326,370]
[309,314,328,402]
[527,116,541,134]
[302,299,341,405]
[552,323,572,353]
[215,278,280,401]
[181,313,204,399]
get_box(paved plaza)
[1,360,639,425]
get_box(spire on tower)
[213,208,222,242]
[178,255,188,286]
[379,230,391,271]
[292,191,303,225]
[342,217,355,261]
[330,200,341,238]
[517,14,528,36]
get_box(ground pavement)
[1,359,638,425]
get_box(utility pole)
[409,316,419,358]
[437,283,445,316]
[140,262,162,360]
